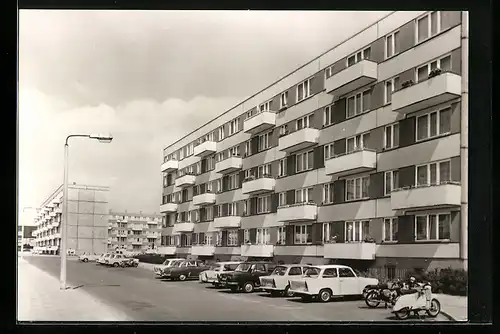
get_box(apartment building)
[32,184,110,255]
[159,11,468,276]
[107,211,162,252]
[18,225,36,250]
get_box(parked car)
[96,253,112,265]
[199,261,241,287]
[259,264,311,297]
[104,254,129,267]
[79,252,99,262]
[288,265,379,302]
[162,260,210,281]
[219,262,276,293]
[120,257,139,267]
[153,258,185,276]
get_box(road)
[24,256,449,322]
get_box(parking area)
[23,256,449,322]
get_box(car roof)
[216,261,241,265]
[167,258,185,261]
[241,261,274,264]
[310,265,352,269]
[274,264,310,268]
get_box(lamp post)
[61,134,113,290]
[21,207,39,259]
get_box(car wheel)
[83,258,88,263]
[178,274,187,281]
[284,285,294,297]
[113,262,119,268]
[319,289,332,303]
[243,282,254,293]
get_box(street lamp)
[61,133,113,290]
[21,206,39,259]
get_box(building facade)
[159,11,468,277]
[18,225,36,250]
[107,211,162,252]
[33,184,110,255]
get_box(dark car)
[219,261,276,293]
[163,260,210,281]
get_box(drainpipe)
[460,11,469,270]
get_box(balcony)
[175,174,196,188]
[194,140,217,158]
[157,246,177,255]
[392,72,461,115]
[278,128,320,153]
[323,242,377,260]
[326,60,378,97]
[161,160,179,173]
[53,233,61,239]
[240,244,274,257]
[132,239,143,245]
[172,222,195,234]
[242,176,276,195]
[54,207,62,214]
[146,233,158,238]
[213,215,241,229]
[243,111,276,135]
[191,245,216,256]
[193,192,216,206]
[391,182,461,211]
[277,202,318,222]
[325,149,377,176]
[132,225,144,231]
[160,202,178,213]
[215,156,243,174]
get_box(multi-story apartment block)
[107,211,162,252]
[18,225,36,250]
[159,11,468,277]
[32,184,110,255]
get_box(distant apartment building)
[32,184,110,255]
[107,211,162,252]
[18,225,36,250]
[159,11,468,276]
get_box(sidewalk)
[17,258,130,321]
[435,293,468,321]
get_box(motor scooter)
[392,283,441,320]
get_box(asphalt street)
[24,256,449,322]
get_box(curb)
[440,311,457,321]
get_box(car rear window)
[271,266,287,276]
[304,267,321,277]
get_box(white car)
[105,254,129,267]
[79,252,99,262]
[259,264,311,297]
[199,262,241,286]
[153,258,185,276]
[96,253,113,265]
[288,265,379,303]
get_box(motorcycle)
[364,280,403,308]
[392,283,441,320]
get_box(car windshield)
[271,266,287,276]
[304,267,321,277]
[171,261,183,267]
[235,263,252,272]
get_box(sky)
[18,10,392,226]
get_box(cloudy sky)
[18,10,391,225]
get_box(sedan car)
[153,258,185,277]
[259,264,311,297]
[104,254,129,267]
[96,253,112,265]
[288,265,378,302]
[79,252,99,262]
[161,260,210,281]
[219,262,275,293]
[199,261,241,287]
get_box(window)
[257,164,271,178]
[416,160,451,186]
[384,123,399,149]
[295,187,313,203]
[323,105,334,126]
[296,150,314,172]
[323,183,334,204]
[294,224,312,244]
[323,268,338,278]
[415,213,451,241]
[339,268,356,278]
[347,47,371,66]
[296,114,312,130]
[345,220,370,242]
[416,54,451,82]
[277,226,286,245]
[244,229,250,243]
[229,145,240,157]
[194,210,200,222]
[215,205,222,218]
[416,11,441,43]
[218,126,225,141]
[228,173,239,190]
[346,90,371,118]
[322,223,331,242]
[278,192,286,206]
[215,231,222,246]
[289,267,303,276]
[384,170,399,195]
[386,265,396,280]
[257,195,271,214]
[280,91,288,109]
[346,176,370,201]
[278,159,287,177]
[383,218,398,242]
[324,143,334,161]
[297,78,311,102]
[204,234,213,246]
[279,125,288,137]
[229,118,239,136]
[244,140,252,156]
[186,233,192,246]
[385,77,400,104]
[206,207,213,221]
[227,230,239,246]
[244,169,253,179]
[258,132,271,151]
[187,211,192,222]
[256,228,270,245]
[385,30,400,58]
[259,100,272,112]
[227,202,238,216]
[416,107,451,141]
[346,132,370,153]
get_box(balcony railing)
[326,59,378,97]
[277,201,317,222]
[194,140,217,158]
[172,222,195,234]
[278,128,319,153]
[323,241,377,260]
[192,192,216,206]
[160,202,178,213]
[243,111,276,135]
[213,215,242,229]
[191,245,216,256]
[325,148,377,176]
[175,174,196,188]
[215,156,243,174]
[161,159,179,173]
[390,181,461,211]
[241,175,276,195]
[240,244,274,257]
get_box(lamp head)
[89,134,113,143]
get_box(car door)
[321,268,341,295]
[193,261,206,275]
[286,266,303,289]
[186,261,198,277]
[338,267,359,295]
[252,264,268,284]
